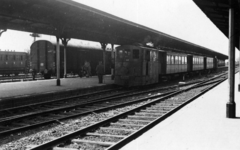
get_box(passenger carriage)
[0,51,27,76]
[115,44,220,87]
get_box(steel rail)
[28,75,226,150]
[0,82,184,121]
[0,89,177,137]
[0,88,123,118]
[107,77,226,150]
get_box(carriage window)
[179,56,182,64]
[118,49,124,59]
[124,49,131,57]
[182,56,185,64]
[171,56,174,64]
[167,55,170,64]
[175,56,178,64]
[145,50,150,61]
[132,49,139,59]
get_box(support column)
[226,7,236,118]
[56,36,61,86]
[100,43,108,74]
[61,37,71,78]
[111,43,115,80]
[239,39,240,91]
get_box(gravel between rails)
[0,84,211,150]
[0,97,154,149]
[56,85,211,150]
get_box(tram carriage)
[115,44,224,87]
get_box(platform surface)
[121,74,240,150]
[0,75,114,99]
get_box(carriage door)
[187,55,193,72]
[145,50,150,76]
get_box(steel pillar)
[111,43,115,80]
[56,36,61,86]
[100,43,108,74]
[226,7,236,118]
[61,37,71,78]
[239,37,240,92]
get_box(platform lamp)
[30,33,40,43]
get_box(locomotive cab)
[115,45,158,87]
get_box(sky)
[0,0,237,58]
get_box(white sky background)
[0,0,238,58]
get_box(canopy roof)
[193,0,239,50]
[0,0,228,59]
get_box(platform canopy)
[193,0,239,50]
[0,0,227,59]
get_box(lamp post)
[30,33,40,43]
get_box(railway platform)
[121,73,240,150]
[0,75,114,108]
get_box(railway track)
[0,82,187,137]
[24,73,227,150]
[0,72,228,149]
[0,87,125,120]
[0,81,185,120]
